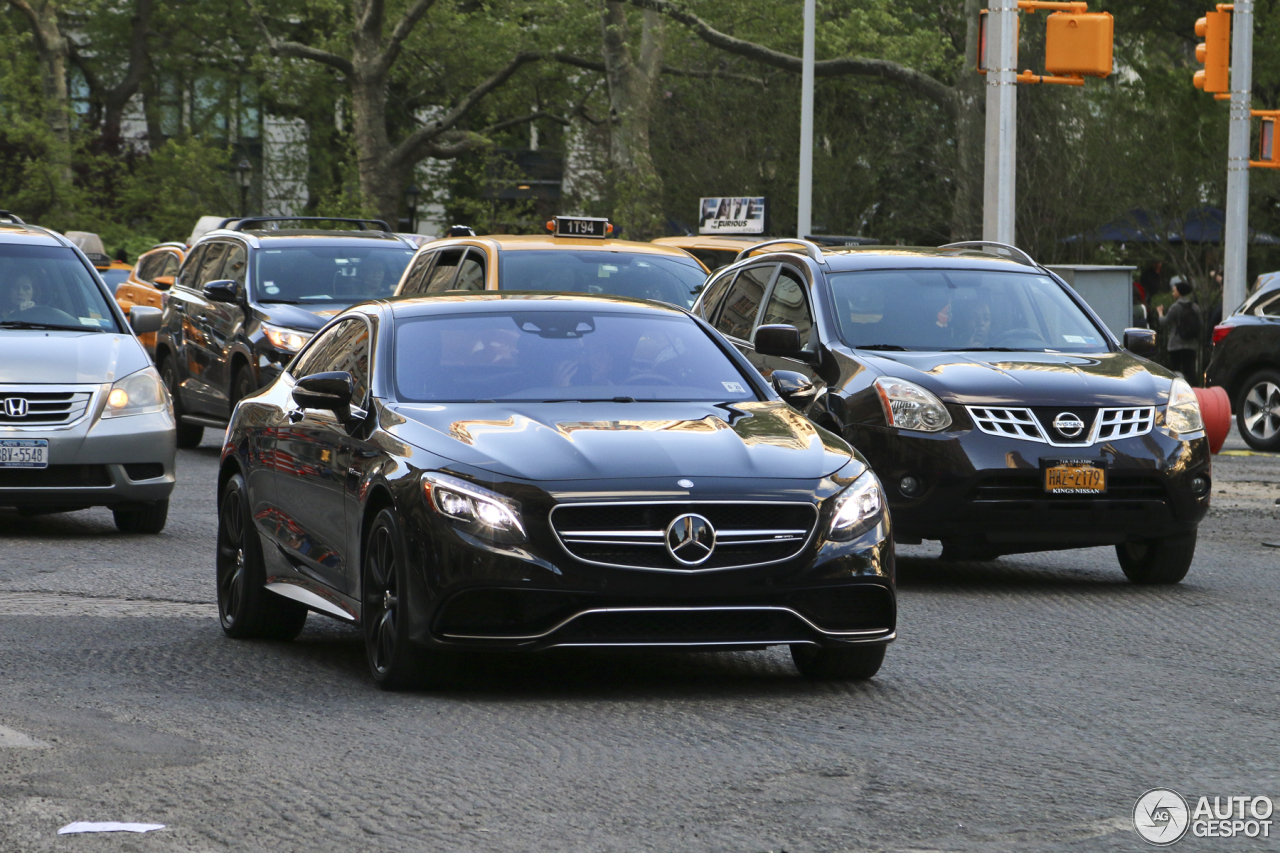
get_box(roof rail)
[221,216,393,233]
[0,210,26,225]
[734,237,827,265]
[937,240,1038,268]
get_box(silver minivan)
[0,214,175,532]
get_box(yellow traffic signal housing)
[1194,10,1230,93]
[1044,11,1114,77]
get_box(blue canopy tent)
[1064,207,1280,245]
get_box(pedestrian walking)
[1156,277,1202,383]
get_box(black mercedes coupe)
[216,293,895,687]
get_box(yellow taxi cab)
[65,230,135,293]
[392,217,710,309]
[651,234,773,272]
[114,242,186,355]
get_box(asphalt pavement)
[0,427,1277,852]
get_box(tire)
[217,472,307,640]
[1235,369,1280,452]
[230,365,257,410]
[363,508,455,690]
[160,355,204,449]
[113,500,169,534]
[1115,531,1196,585]
[791,643,886,680]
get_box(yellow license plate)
[1044,464,1106,494]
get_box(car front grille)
[0,465,112,488]
[550,501,819,572]
[967,405,1154,446]
[0,385,96,427]
[786,585,896,633]
[553,608,813,645]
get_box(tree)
[4,0,72,187]
[65,0,153,153]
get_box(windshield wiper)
[939,346,1023,352]
[543,397,637,403]
[257,298,300,304]
[857,343,909,351]
[0,320,97,332]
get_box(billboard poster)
[698,197,766,235]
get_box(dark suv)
[1204,273,1280,450]
[155,217,416,447]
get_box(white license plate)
[0,439,49,468]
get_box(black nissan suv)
[155,217,415,447]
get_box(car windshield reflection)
[254,247,416,304]
[499,251,707,308]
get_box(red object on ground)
[1212,324,1233,345]
[1194,385,1231,454]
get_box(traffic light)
[1259,118,1280,167]
[1194,10,1230,93]
[1044,11,1114,78]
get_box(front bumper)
[850,423,1210,553]
[0,395,176,509]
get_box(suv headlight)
[103,367,171,419]
[262,323,312,352]
[423,472,526,544]
[827,470,885,541]
[874,377,952,432]
[1165,377,1204,436]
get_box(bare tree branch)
[483,110,571,134]
[374,0,437,79]
[244,0,354,76]
[625,0,958,117]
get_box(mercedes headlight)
[262,323,312,352]
[1165,377,1204,436]
[827,470,885,541]
[874,377,952,432]
[103,367,171,419]
[423,472,526,543]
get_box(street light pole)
[982,0,1018,245]
[1223,0,1253,313]
[405,184,421,234]
[796,0,815,239]
[237,159,252,218]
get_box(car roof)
[743,244,1040,274]
[386,291,691,319]
[0,222,75,248]
[413,234,705,261]
[196,230,413,249]
[653,235,769,250]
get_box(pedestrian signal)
[1044,12,1113,77]
[1193,10,1230,93]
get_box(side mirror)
[754,324,804,359]
[1123,327,1157,357]
[152,275,175,291]
[770,370,817,409]
[129,306,162,335]
[203,279,240,303]
[292,371,354,420]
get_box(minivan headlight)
[1165,377,1204,436]
[103,367,171,418]
[827,470,885,541]
[423,472,526,543]
[874,377,952,432]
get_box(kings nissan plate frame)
[0,438,49,469]
[1042,458,1106,494]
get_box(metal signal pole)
[983,0,1019,245]
[797,0,815,239]
[1224,0,1253,313]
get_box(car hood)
[385,400,854,482]
[256,302,348,331]
[863,350,1171,406]
[0,331,149,384]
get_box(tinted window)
[136,254,162,283]
[829,269,1107,352]
[398,251,435,295]
[222,244,248,288]
[424,248,464,293]
[0,243,119,331]
[498,250,708,308]
[255,246,414,304]
[159,252,180,279]
[694,269,735,320]
[759,267,812,344]
[714,265,773,340]
[290,318,372,402]
[687,248,739,272]
[394,310,755,403]
[196,242,229,287]
[177,244,206,290]
[455,248,486,291]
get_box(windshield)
[829,269,1108,353]
[498,250,708,308]
[394,310,756,403]
[0,244,118,332]
[254,246,415,304]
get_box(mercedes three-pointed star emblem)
[665,513,716,566]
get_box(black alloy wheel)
[1236,369,1280,452]
[160,356,204,449]
[790,642,886,680]
[231,366,257,410]
[1115,531,1196,585]
[216,472,307,640]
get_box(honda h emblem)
[3,397,29,418]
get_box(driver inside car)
[3,274,37,317]
[950,298,992,348]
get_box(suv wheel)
[231,365,256,410]
[1115,531,1196,584]
[160,355,204,449]
[1236,369,1280,451]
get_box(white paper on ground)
[58,822,165,834]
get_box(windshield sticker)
[1063,335,1086,343]
[78,317,99,326]
[723,381,746,393]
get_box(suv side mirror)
[129,306,162,335]
[203,279,240,303]
[770,370,817,409]
[1123,328,1157,357]
[292,372,354,420]
[152,275,175,291]
[754,324,804,358]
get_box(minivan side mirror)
[203,279,240,303]
[770,370,817,409]
[754,324,804,359]
[129,306,162,335]
[1123,328,1157,357]
[152,275,175,291]
[292,372,354,420]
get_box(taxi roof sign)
[549,216,611,238]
